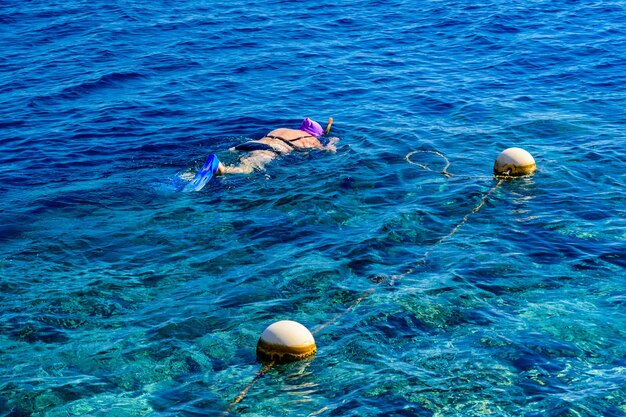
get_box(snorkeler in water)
[184,117,339,191]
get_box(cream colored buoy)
[494,147,536,176]
[256,320,316,363]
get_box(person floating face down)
[219,117,339,174]
[183,118,339,192]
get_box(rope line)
[405,150,452,178]
[312,284,381,335]
[223,150,505,414]
[396,177,505,280]
[222,361,276,416]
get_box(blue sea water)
[1,0,626,415]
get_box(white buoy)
[256,320,316,363]
[494,147,536,176]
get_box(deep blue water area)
[1,1,625,416]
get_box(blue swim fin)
[183,154,220,192]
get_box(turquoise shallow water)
[1,1,626,416]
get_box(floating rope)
[223,150,506,415]
[394,177,505,280]
[405,150,452,178]
[221,361,276,416]
[312,284,380,336]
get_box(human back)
[260,127,324,151]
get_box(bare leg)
[218,150,276,175]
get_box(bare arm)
[324,137,339,153]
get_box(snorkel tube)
[325,117,333,135]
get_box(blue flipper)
[183,154,220,192]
